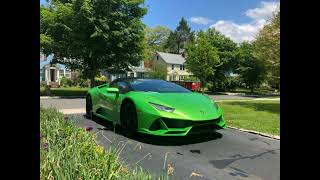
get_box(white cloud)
[210,1,280,43]
[190,17,212,25]
[245,1,280,20]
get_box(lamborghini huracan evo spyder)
[86,78,226,136]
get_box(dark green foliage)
[236,42,267,92]
[41,0,147,87]
[164,17,194,54]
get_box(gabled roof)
[40,55,68,70]
[156,52,185,65]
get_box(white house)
[41,53,150,85]
[40,55,76,86]
[154,52,193,81]
[102,61,150,81]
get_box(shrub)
[50,87,88,97]
[60,76,72,87]
[149,63,167,80]
[95,75,108,86]
[40,82,46,87]
[40,85,51,96]
[95,75,107,82]
[40,108,161,179]
[183,76,198,82]
[72,77,90,88]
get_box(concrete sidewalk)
[58,108,86,114]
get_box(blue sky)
[143,0,264,30]
[40,0,279,43]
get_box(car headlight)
[149,102,175,112]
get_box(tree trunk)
[90,77,96,88]
[250,86,254,93]
[201,79,206,94]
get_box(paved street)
[40,97,85,109]
[40,94,256,109]
[40,97,280,180]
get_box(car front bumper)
[137,111,227,136]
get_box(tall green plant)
[186,31,222,92]
[254,12,280,89]
[164,17,194,54]
[236,42,267,92]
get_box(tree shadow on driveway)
[89,115,223,146]
[209,149,279,169]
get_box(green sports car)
[86,78,226,137]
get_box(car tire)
[86,95,94,119]
[122,102,138,137]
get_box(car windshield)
[129,79,191,93]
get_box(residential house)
[41,53,150,84]
[154,52,193,81]
[102,61,150,81]
[40,55,77,86]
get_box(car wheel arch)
[120,98,137,122]
[120,98,136,114]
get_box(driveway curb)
[228,126,280,140]
[225,92,280,96]
[215,98,280,102]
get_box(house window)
[157,56,159,60]
[172,64,174,70]
[183,65,185,70]
[180,65,182,70]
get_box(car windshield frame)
[128,79,191,93]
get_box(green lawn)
[217,100,280,135]
[50,87,89,97]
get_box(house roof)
[157,52,185,65]
[40,55,68,70]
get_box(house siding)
[154,52,192,81]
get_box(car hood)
[131,92,221,120]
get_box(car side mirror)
[106,88,119,97]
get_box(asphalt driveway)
[40,97,280,180]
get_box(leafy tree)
[148,61,167,80]
[60,76,72,87]
[254,12,280,89]
[205,28,238,91]
[185,31,222,92]
[164,17,194,54]
[41,0,147,87]
[164,31,178,53]
[143,26,171,61]
[236,42,267,92]
[145,26,171,48]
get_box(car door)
[100,81,129,123]
[95,83,113,120]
